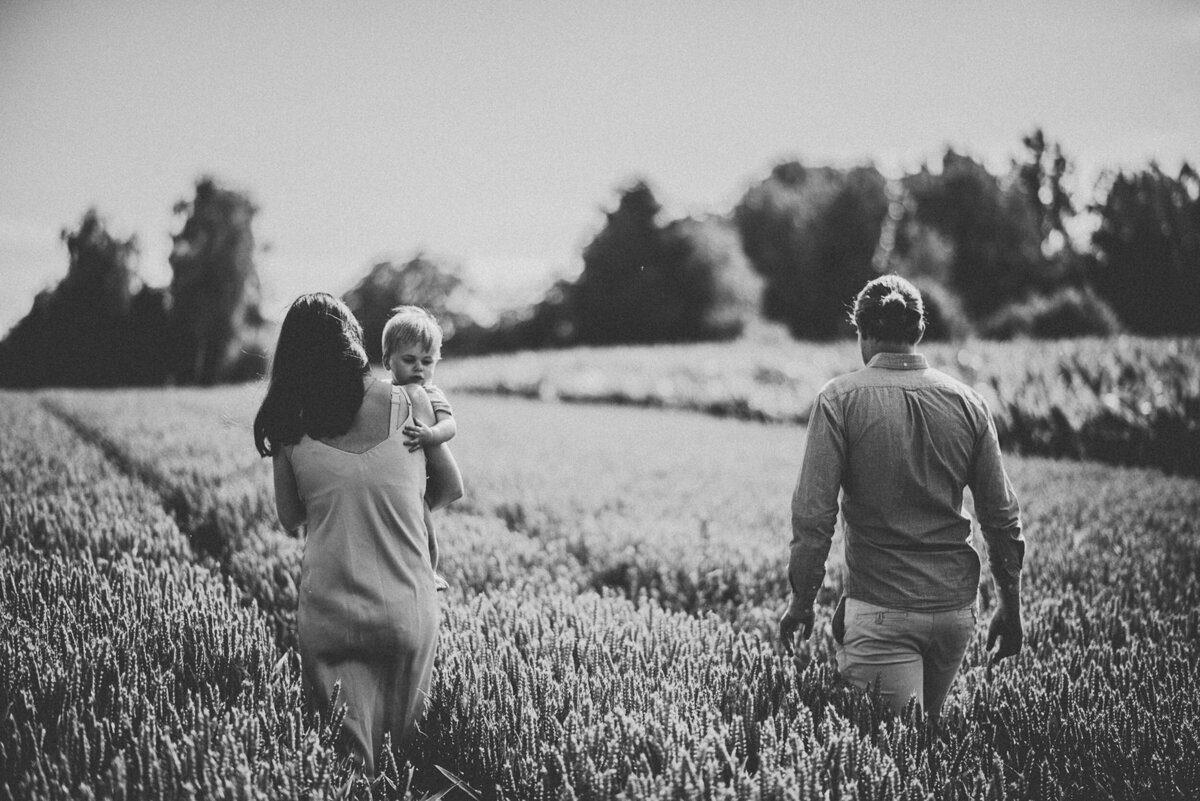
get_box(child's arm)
[408,387,465,512]
[403,385,457,450]
[403,413,456,451]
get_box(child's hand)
[403,421,435,452]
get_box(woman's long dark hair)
[850,274,926,344]
[254,293,370,457]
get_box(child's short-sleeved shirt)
[424,385,453,419]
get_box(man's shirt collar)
[866,352,928,370]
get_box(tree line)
[2,130,1197,387]
[362,129,1199,353]
[0,178,269,387]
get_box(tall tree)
[168,177,267,384]
[570,181,758,345]
[571,180,667,344]
[892,150,1045,320]
[656,214,762,341]
[1089,163,1200,334]
[734,162,887,339]
[0,210,169,386]
[342,253,468,362]
[1015,128,1076,254]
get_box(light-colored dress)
[289,385,438,772]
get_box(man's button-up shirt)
[789,352,1023,613]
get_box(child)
[381,305,458,591]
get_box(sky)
[2,0,1198,335]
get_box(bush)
[979,285,1123,340]
[450,279,578,354]
[910,277,973,341]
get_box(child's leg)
[424,503,448,591]
[424,502,438,571]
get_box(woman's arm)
[424,443,465,511]
[273,449,306,533]
[410,387,465,511]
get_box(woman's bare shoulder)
[339,377,391,435]
[404,383,431,401]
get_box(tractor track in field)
[36,394,764,633]
[38,396,227,560]
[33,396,309,655]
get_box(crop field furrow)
[0,394,191,564]
[38,389,309,650]
[35,388,607,647]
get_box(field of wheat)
[3,338,1199,799]
[441,335,1200,475]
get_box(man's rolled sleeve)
[968,406,1024,596]
[789,392,845,612]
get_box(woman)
[253,292,463,773]
[778,275,1024,719]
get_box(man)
[779,275,1024,719]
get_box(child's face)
[387,343,439,386]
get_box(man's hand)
[778,605,815,655]
[403,422,435,452]
[986,603,1023,664]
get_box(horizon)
[3,0,1198,335]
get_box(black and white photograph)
[2,2,1198,798]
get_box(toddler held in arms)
[382,305,457,591]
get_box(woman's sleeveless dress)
[289,385,438,771]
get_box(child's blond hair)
[381,305,444,362]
